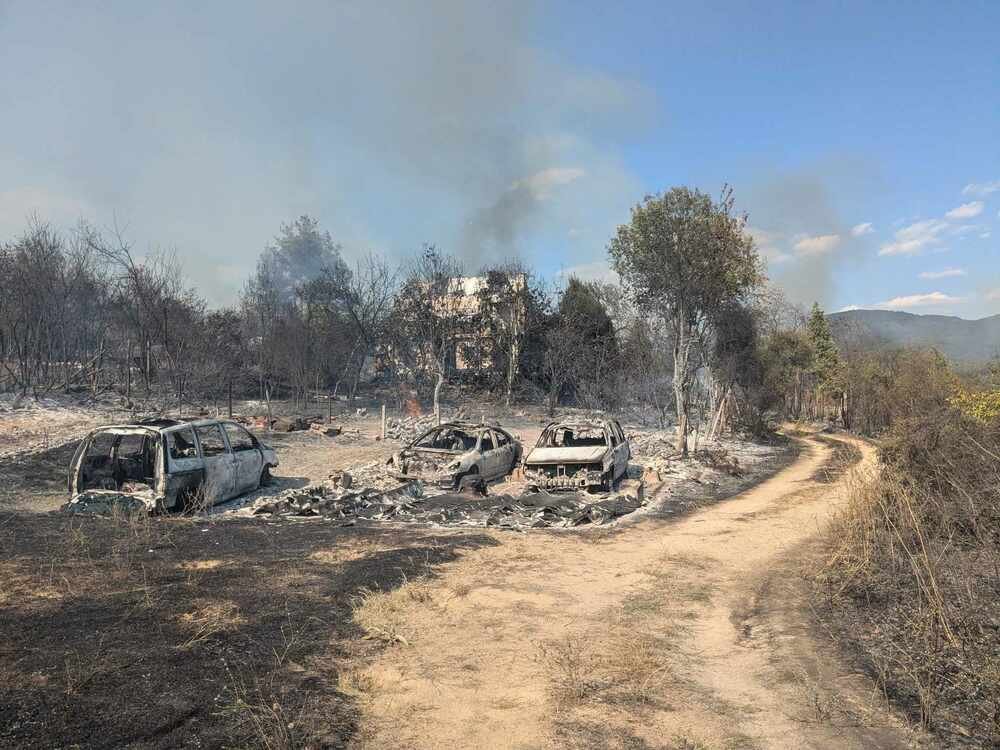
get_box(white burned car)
[387,422,522,490]
[67,418,278,512]
[522,419,630,491]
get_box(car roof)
[431,421,509,432]
[541,419,617,430]
[90,417,237,434]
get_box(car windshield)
[414,426,478,452]
[537,425,609,448]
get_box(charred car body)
[67,418,278,512]
[522,419,630,491]
[387,422,521,490]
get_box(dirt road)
[348,432,919,749]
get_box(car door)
[194,423,237,502]
[492,429,515,477]
[477,429,500,480]
[611,421,629,479]
[223,422,264,494]
[163,426,204,509]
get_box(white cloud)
[876,291,963,309]
[962,180,1000,197]
[793,233,841,256]
[945,201,984,220]
[850,222,874,236]
[837,304,861,312]
[982,231,992,239]
[951,223,985,237]
[918,267,966,279]
[878,219,949,256]
[516,167,586,200]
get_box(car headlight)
[446,460,462,472]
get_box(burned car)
[67,418,278,512]
[522,419,630,491]
[387,422,521,490]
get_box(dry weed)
[218,662,313,750]
[541,630,672,707]
[351,575,437,646]
[814,411,1000,741]
[177,601,245,650]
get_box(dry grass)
[814,411,1000,744]
[542,628,675,707]
[177,601,246,650]
[351,574,437,646]
[540,557,699,710]
[218,663,313,750]
[63,642,112,696]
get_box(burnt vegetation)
[1,193,797,442]
[814,352,1000,746]
[4,186,1000,748]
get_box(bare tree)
[331,253,399,400]
[392,246,467,421]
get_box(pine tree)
[806,302,848,426]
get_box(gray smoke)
[741,165,877,309]
[0,1,653,303]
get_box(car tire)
[604,469,618,493]
[260,466,272,487]
[456,467,485,495]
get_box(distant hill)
[828,309,1000,364]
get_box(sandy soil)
[345,431,922,749]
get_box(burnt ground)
[0,440,81,511]
[0,512,496,749]
[622,432,799,526]
[0,403,800,749]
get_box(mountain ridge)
[828,309,1000,363]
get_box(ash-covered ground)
[1,394,793,530]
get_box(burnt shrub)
[814,408,1000,746]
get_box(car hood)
[524,446,609,465]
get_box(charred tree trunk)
[673,309,693,456]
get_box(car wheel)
[260,466,272,487]
[604,470,617,493]
[456,467,485,494]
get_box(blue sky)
[1,1,998,315]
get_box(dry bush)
[815,410,1000,744]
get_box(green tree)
[557,277,619,408]
[609,186,762,454]
[806,302,848,426]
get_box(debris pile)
[628,431,744,477]
[382,407,469,442]
[249,482,645,529]
[627,430,678,473]
[62,491,152,514]
[330,459,405,492]
[694,448,744,477]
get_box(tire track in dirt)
[342,431,921,749]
